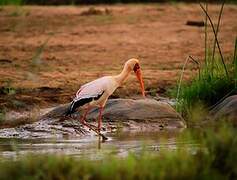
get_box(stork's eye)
[133,63,140,72]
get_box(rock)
[0,98,186,139]
[46,98,185,128]
[209,95,237,124]
[86,99,184,125]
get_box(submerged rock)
[209,95,237,124]
[0,98,186,139]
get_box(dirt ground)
[0,3,237,110]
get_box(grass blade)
[204,1,208,65]
[211,1,225,75]
[234,37,237,87]
[200,2,229,78]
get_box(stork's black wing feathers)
[65,91,104,116]
[65,97,93,116]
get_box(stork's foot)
[91,127,106,132]
[101,134,108,142]
[80,121,108,141]
[81,122,106,132]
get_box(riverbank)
[1,3,236,112]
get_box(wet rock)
[209,95,237,124]
[86,99,185,127]
[0,98,186,139]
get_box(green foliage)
[0,124,236,179]
[0,110,6,122]
[1,80,16,95]
[177,56,236,115]
[0,80,27,110]
[173,2,237,118]
[0,0,24,6]
[234,37,237,87]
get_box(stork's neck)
[114,64,131,86]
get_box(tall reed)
[175,2,237,118]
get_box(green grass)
[0,0,24,6]
[0,123,236,180]
[172,2,237,119]
[175,55,237,116]
[0,110,6,123]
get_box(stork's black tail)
[65,101,76,116]
[65,97,94,116]
[65,91,105,117]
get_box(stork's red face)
[133,63,145,97]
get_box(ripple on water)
[0,130,199,160]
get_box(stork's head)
[125,58,145,97]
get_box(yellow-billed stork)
[66,58,145,137]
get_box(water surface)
[0,130,199,160]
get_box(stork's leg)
[64,106,106,140]
[98,106,104,132]
[80,107,98,129]
[77,107,108,141]
[80,107,90,125]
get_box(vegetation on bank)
[0,123,236,179]
[174,2,237,119]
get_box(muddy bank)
[0,4,236,111]
[0,98,185,139]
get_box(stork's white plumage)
[66,58,145,136]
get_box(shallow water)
[0,130,199,160]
